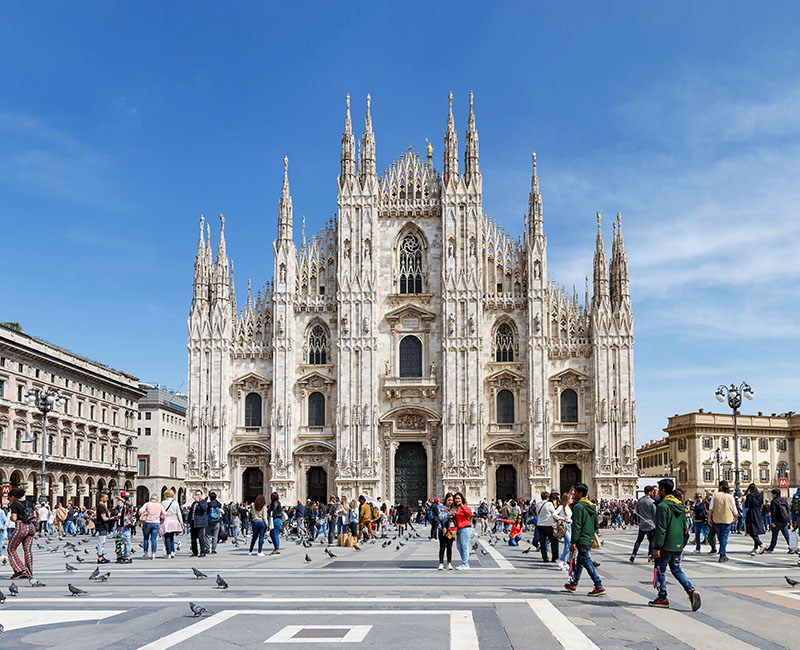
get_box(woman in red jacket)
[499,515,525,546]
[452,492,473,570]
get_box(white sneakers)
[454,564,469,570]
[258,552,264,557]
[447,563,454,570]
[438,563,444,570]
[249,551,255,556]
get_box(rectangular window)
[17,385,23,401]
[76,440,82,459]
[145,428,151,436]
[721,437,729,449]
[170,457,177,478]
[777,439,787,451]
[63,438,69,457]
[18,362,23,372]
[138,412,141,420]
[703,468,713,482]
[77,402,83,417]
[145,412,151,420]
[138,457,148,476]
[102,408,107,423]
[100,445,105,462]
[758,438,768,451]
[678,438,686,451]
[759,468,768,482]
[112,411,117,425]
[88,442,94,460]
[679,468,687,483]
[0,379,4,398]
[702,436,712,449]
[0,357,4,366]
[724,468,732,481]
[35,369,40,378]
[741,437,750,450]
[90,405,95,420]
[742,468,751,482]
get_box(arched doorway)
[242,467,263,503]
[560,463,581,494]
[496,465,517,502]
[394,442,427,507]
[136,485,150,507]
[178,487,186,505]
[306,467,327,503]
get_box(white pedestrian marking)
[137,611,238,650]
[766,590,800,601]
[613,587,760,650]
[265,624,372,643]
[0,610,124,632]
[527,599,600,650]
[479,539,515,570]
[449,611,479,650]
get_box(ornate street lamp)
[24,387,66,505]
[707,448,729,483]
[715,382,754,498]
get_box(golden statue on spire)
[425,137,433,159]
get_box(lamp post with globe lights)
[707,447,729,484]
[24,387,67,505]
[715,382,754,498]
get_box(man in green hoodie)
[563,483,605,597]
[650,478,701,611]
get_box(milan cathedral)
[186,93,637,504]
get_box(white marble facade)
[186,93,637,505]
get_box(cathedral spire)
[464,91,479,179]
[359,94,376,182]
[216,213,227,263]
[610,211,630,309]
[528,152,543,237]
[443,91,458,185]
[192,215,207,303]
[592,211,609,307]
[340,93,356,185]
[278,156,293,242]
[301,215,306,249]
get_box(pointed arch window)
[308,392,325,427]
[399,336,422,378]
[495,322,515,362]
[308,325,327,365]
[560,389,578,423]
[245,392,262,427]
[398,233,423,294]
[497,389,514,424]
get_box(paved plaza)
[1,526,798,649]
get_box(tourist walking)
[554,492,573,569]
[536,492,559,563]
[743,484,766,555]
[649,478,701,611]
[453,492,473,570]
[269,492,283,555]
[161,490,183,558]
[710,480,737,562]
[139,495,166,559]
[764,488,793,553]
[358,496,375,541]
[205,491,223,555]
[249,493,268,556]
[95,492,117,564]
[188,490,209,557]
[7,488,36,578]
[564,483,605,596]
[629,485,656,563]
[116,492,136,563]
[436,493,454,570]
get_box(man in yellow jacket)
[358,495,375,541]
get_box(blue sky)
[2,3,799,445]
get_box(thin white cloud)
[112,96,141,125]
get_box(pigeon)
[75,555,85,563]
[480,549,488,556]
[192,568,208,579]
[63,551,70,557]
[0,591,5,604]
[786,576,799,587]
[66,563,77,572]
[28,578,46,587]
[9,583,19,596]
[353,545,361,551]
[522,546,532,554]
[471,542,478,550]
[0,622,4,635]
[216,575,228,589]
[398,541,405,547]
[395,545,401,551]
[325,548,336,558]
[83,549,90,555]
[68,583,87,596]
[89,567,100,580]
[97,572,111,582]
[189,602,207,617]
[2,558,5,565]
[304,554,312,563]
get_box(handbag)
[554,519,568,542]
[591,532,602,549]
[444,528,456,540]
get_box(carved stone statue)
[447,314,455,335]
[429,361,436,377]
[384,360,391,376]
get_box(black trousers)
[632,528,654,557]
[438,530,454,564]
[191,527,208,555]
[538,525,559,561]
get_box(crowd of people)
[2,480,798,610]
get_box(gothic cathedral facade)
[186,93,637,505]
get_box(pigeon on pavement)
[0,591,6,604]
[325,548,336,558]
[192,568,208,579]
[66,563,78,572]
[786,576,799,587]
[305,554,312,562]
[75,555,85,563]
[68,583,87,596]
[480,549,488,556]
[189,602,207,617]
[28,578,46,587]
[522,546,532,554]
[216,575,229,589]
[9,583,19,596]
[97,572,111,582]
[89,567,100,580]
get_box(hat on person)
[434,498,439,502]
[120,491,130,498]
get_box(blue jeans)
[655,552,693,600]
[142,522,159,555]
[456,527,472,566]
[767,522,790,551]
[119,526,132,556]
[559,528,571,563]
[97,533,107,557]
[715,522,732,556]
[571,545,602,589]
[250,520,267,553]
[508,534,521,546]
[694,522,704,551]
[271,518,282,550]
[164,532,176,555]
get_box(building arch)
[245,391,262,427]
[560,388,578,423]
[496,389,514,424]
[305,319,331,365]
[308,391,325,426]
[399,335,422,377]
[492,318,518,362]
[394,225,428,294]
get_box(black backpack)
[20,502,36,524]
[776,499,791,524]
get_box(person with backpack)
[649,478,701,611]
[428,499,439,539]
[764,488,793,553]
[116,492,136,563]
[269,492,283,554]
[791,488,800,528]
[205,491,223,554]
[7,489,36,579]
[188,490,209,557]
[564,483,605,597]
[629,486,656,563]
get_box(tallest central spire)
[443,91,458,185]
[464,91,479,179]
[359,93,376,182]
[278,156,293,242]
[340,93,356,184]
